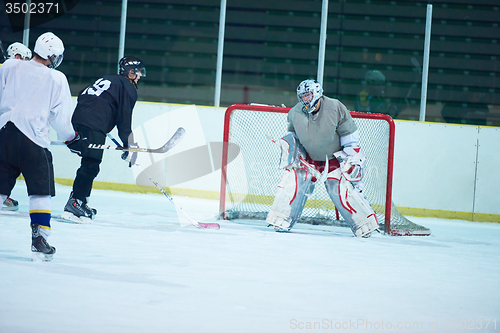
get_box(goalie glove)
[334,146,366,186]
[337,130,366,182]
[276,132,307,169]
[342,146,366,167]
[333,150,363,184]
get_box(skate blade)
[266,220,291,231]
[31,252,54,262]
[60,211,92,224]
[1,205,19,211]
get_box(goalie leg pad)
[266,168,314,231]
[325,175,378,238]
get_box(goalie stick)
[106,133,220,230]
[266,134,329,182]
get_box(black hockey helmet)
[118,56,146,77]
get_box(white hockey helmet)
[7,42,32,60]
[297,79,323,114]
[34,32,64,69]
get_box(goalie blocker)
[266,134,379,237]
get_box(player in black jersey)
[62,56,146,222]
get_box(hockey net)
[219,104,430,236]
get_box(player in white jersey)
[6,42,32,60]
[0,32,88,260]
[266,79,379,237]
[1,42,32,212]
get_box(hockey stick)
[107,132,220,230]
[0,40,7,61]
[134,162,220,230]
[405,57,423,100]
[88,127,186,153]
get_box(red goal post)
[219,104,430,236]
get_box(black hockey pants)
[71,125,105,202]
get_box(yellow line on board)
[14,176,499,224]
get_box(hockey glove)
[334,147,366,185]
[120,151,128,161]
[277,132,306,169]
[121,143,138,167]
[65,132,88,157]
[339,130,366,167]
[343,146,366,167]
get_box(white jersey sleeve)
[0,59,75,148]
[47,70,76,143]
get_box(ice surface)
[1,181,499,333]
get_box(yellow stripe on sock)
[29,209,52,214]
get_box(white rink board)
[48,101,499,218]
[393,122,479,213]
[475,127,500,215]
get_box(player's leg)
[15,126,57,260]
[266,167,315,232]
[325,170,379,238]
[2,197,19,211]
[63,125,104,221]
[29,195,56,260]
[64,155,101,219]
[0,122,20,208]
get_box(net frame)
[219,104,430,236]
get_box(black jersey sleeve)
[115,76,138,146]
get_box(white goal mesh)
[219,104,430,236]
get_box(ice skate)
[2,197,19,211]
[274,226,291,233]
[31,224,56,262]
[267,223,290,233]
[62,193,96,223]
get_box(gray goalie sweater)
[71,74,137,145]
[287,96,357,161]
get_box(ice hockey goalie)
[265,79,379,237]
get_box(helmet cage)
[297,79,323,114]
[119,56,146,78]
[48,54,64,69]
[127,66,146,77]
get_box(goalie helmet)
[118,56,146,78]
[297,79,323,114]
[34,32,64,69]
[7,42,32,60]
